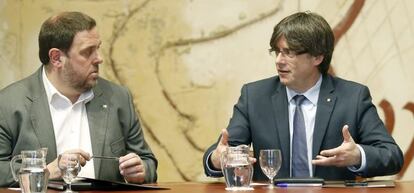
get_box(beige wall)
[1,0,413,182]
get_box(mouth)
[90,71,99,79]
[277,69,290,75]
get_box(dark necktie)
[292,95,310,177]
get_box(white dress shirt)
[42,67,95,178]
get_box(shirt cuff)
[347,144,366,173]
[205,151,224,177]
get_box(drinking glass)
[58,153,81,193]
[221,145,254,191]
[259,149,282,189]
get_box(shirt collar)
[286,75,322,105]
[42,66,94,105]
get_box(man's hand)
[312,125,361,167]
[119,153,146,184]
[47,149,91,179]
[210,129,229,170]
[210,129,257,170]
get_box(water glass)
[259,149,282,189]
[58,153,81,193]
[221,145,254,191]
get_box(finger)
[119,156,145,180]
[79,156,87,166]
[119,154,142,170]
[124,172,145,179]
[75,152,89,166]
[121,164,145,176]
[312,155,337,166]
[319,147,341,157]
[314,155,327,160]
[65,149,91,161]
[123,171,146,182]
[220,129,229,146]
[342,125,352,143]
[119,153,133,163]
[249,157,257,164]
[79,151,91,161]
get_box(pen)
[276,183,323,187]
[91,155,119,160]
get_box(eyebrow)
[269,47,291,51]
[81,41,101,50]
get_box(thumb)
[219,129,229,146]
[342,125,352,142]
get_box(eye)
[284,49,295,57]
[273,48,284,55]
[81,48,93,57]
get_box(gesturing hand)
[312,125,361,167]
[210,129,256,170]
[210,129,229,170]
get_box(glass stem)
[68,182,72,192]
[270,178,274,188]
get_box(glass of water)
[58,153,81,193]
[259,149,282,189]
[221,145,254,191]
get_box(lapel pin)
[103,104,107,109]
[327,98,331,102]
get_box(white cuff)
[347,144,366,173]
[205,151,223,177]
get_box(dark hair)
[269,11,334,74]
[38,11,96,65]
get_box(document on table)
[48,177,169,191]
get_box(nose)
[94,51,103,65]
[275,52,285,64]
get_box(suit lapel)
[86,83,109,178]
[312,75,336,172]
[271,82,290,175]
[29,68,57,163]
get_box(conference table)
[1,181,413,193]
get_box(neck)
[290,72,321,93]
[45,68,81,104]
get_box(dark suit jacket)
[203,74,403,181]
[0,67,157,186]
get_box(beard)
[61,60,98,93]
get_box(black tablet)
[274,178,324,186]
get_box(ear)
[49,48,64,67]
[313,55,324,66]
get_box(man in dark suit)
[0,12,157,186]
[203,11,403,181]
